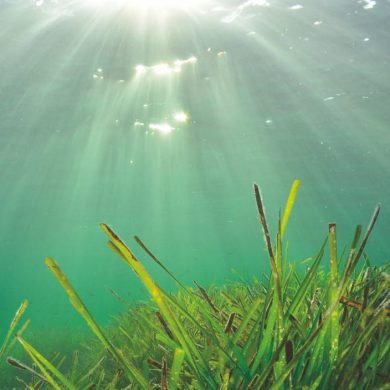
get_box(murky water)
[1,0,389,332]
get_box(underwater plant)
[1,180,389,389]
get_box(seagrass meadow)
[1,0,390,389]
[0,180,389,389]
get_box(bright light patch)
[362,0,376,9]
[323,96,335,102]
[83,0,105,6]
[134,57,197,77]
[222,0,270,23]
[149,123,174,135]
[153,63,175,75]
[173,112,189,122]
[135,65,147,74]
[132,0,207,9]
[175,57,197,66]
[82,0,208,10]
[289,4,303,10]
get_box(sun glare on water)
[149,123,174,135]
[82,0,208,10]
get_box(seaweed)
[1,180,389,389]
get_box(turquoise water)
[0,0,389,334]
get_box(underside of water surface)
[0,0,389,388]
